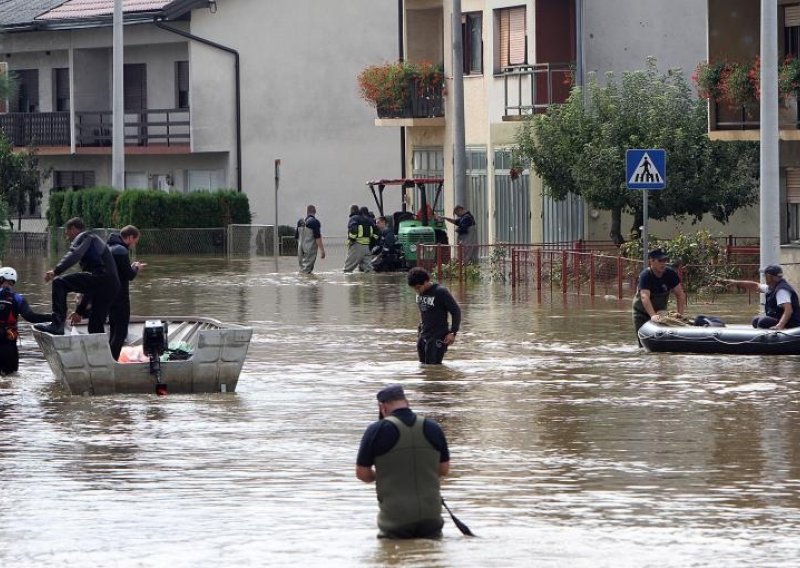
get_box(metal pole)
[760,0,780,280]
[111,0,125,189]
[452,0,466,207]
[274,159,280,258]
[642,191,649,266]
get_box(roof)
[0,0,206,30]
[0,0,66,26]
[37,0,172,21]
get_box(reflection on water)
[1,253,800,566]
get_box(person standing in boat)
[35,217,120,336]
[106,226,145,359]
[296,205,326,274]
[723,265,800,330]
[356,384,450,539]
[632,248,687,344]
[0,267,53,374]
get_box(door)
[124,63,147,145]
[494,149,531,243]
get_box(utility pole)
[760,0,779,276]
[452,0,466,207]
[274,159,280,258]
[111,0,125,189]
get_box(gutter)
[154,19,242,192]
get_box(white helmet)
[0,267,18,283]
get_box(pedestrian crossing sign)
[626,149,666,190]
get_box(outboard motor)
[142,320,169,395]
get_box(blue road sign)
[626,149,666,190]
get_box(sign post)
[626,149,667,265]
[274,159,281,259]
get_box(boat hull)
[33,316,253,395]
[638,321,800,355]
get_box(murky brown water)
[2,251,800,567]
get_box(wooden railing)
[76,108,190,147]
[0,112,70,146]
[502,63,572,117]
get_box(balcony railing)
[376,78,444,119]
[0,112,71,146]
[502,63,572,117]
[76,108,190,147]
[712,100,800,131]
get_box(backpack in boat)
[694,314,726,327]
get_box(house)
[375,0,749,247]
[0,0,401,231]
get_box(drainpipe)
[154,19,242,192]
[398,0,406,178]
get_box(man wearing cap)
[632,248,687,344]
[356,384,450,539]
[724,265,800,329]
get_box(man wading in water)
[632,248,686,345]
[356,384,450,539]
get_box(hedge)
[47,188,251,228]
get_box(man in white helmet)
[0,267,52,374]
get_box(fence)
[418,242,763,302]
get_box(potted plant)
[719,59,758,109]
[357,61,445,118]
[358,61,415,118]
[693,60,726,102]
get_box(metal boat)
[638,320,800,355]
[33,316,252,395]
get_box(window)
[188,169,226,192]
[53,68,70,112]
[497,6,527,70]
[462,12,483,74]
[11,69,39,113]
[0,62,7,113]
[175,61,189,109]
[787,5,800,58]
[53,171,95,191]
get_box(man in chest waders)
[356,384,450,539]
[632,248,687,345]
[295,205,325,274]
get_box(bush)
[47,188,251,229]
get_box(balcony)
[373,77,445,127]
[709,99,800,142]
[0,112,70,147]
[0,109,190,150]
[502,63,572,120]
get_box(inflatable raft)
[638,320,800,354]
[33,316,252,395]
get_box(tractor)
[366,178,448,268]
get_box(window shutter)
[0,62,8,113]
[508,6,527,66]
[499,9,510,69]
[786,5,800,27]
[787,168,800,203]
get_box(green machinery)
[367,178,448,267]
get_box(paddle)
[442,498,476,537]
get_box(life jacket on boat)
[765,279,800,328]
[0,288,19,342]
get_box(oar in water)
[442,498,476,537]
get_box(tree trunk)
[609,207,625,245]
[630,208,643,241]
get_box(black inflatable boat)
[638,320,800,355]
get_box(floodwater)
[2,251,800,568]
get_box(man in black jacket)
[407,267,461,364]
[35,217,120,336]
[105,226,144,359]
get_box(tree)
[515,58,760,244]
[0,136,48,229]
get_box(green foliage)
[779,56,800,96]
[438,260,482,282]
[620,230,741,295]
[0,196,10,254]
[693,60,727,101]
[47,188,251,228]
[0,136,48,225]
[515,58,760,244]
